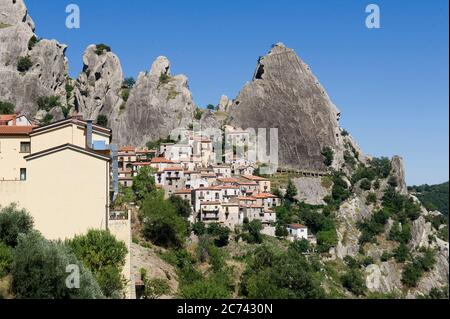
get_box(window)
[20,142,31,153]
[20,168,27,181]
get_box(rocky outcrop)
[0,0,68,120]
[294,176,331,206]
[390,156,408,195]
[75,45,124,121]
[217,95,232,112]
[365,261,403,294]
[113,56,196,146]
[334,196,371,259]
[229,43,341,171]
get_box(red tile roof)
[164,166,183,171]
[253,193,277,199]
[151,157,173,164]
[0,126,35,135]
[119,146,135,152]
[217,177,240,183]
[242,175,269,181]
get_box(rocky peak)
[0,0,34,30]
[390,156,408,195]
[217,95,232,112]
[113,56,196,146]
[0,0,68,120]
[229,43,341,171]
[149,56,171,77]
[75,44,124,120]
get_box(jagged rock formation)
[74,45,124,121]
[390,156,408,195]
[0,0,68,120]
[294,176,331,206]
[113,56,196,146]
[228,43,341,171]
[217,95,232,112]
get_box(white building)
[287,224,308,241]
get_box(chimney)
[86,120,93,149]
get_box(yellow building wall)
[0,148,109,240]
[0,136,30,181]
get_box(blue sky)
[25,0,448,185]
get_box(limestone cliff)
[228,43,342,171]
[112,56,196,146]
[0,0,68,121]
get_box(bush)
[370,157,392,179]
[360,178,372,191]
[341,269,366,296]
[132,166,157,203]
[95,44,111,55]
[388,176,398,187]
[316,229,338,253]
[169,195,192,219]
[275,224,288,237]
[123,77,135,89]
[240,245,325,299]
[159,73,171,85]
[242,220,263,244]
[12,231,103,299]
[0,101,15,114]
[401,260,423,287]
[321,147,334,167]
[0,242,13,277]
[285,179,298,203]
[194,108,203,120]
[179,276,231,299]
[37,96,61,112]
[207,223,230,247]
[28,35,39,50]
[140,192,188,248]
[381,251,392,262]
[0,204,34,247]
[192,221,206,236]
[96,114,108,127]
[41,113,54,125]
[393,243,410,263]
[142,277,171,299]
[288,239,309,254]
[206,104,215,110]
[67,230,127,273]
[366,192,377,205]
[67,229,127,298]
[17,56,33,72]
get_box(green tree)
[341,269,366,296]
[67,229,128,298]
[194,108,203,120]
[0,204,34,247]
[123,77,136,88]
[192,221,206,236]
[275,224,288,238]
[37,96,61,112]
[0,242,13,277]
[140,192,187,248]
[142,277,171,299]
[0,101,15,114]
[316,229,338,253]
[207,223,230,247]
[366,192,377,205]
[393,242,409,263]
[11,231,103,299]
[206,104,215,110]
[169,195,192,218]
[132,166,157,203]
[242,220,263,244]
[285,179,298,202]
[359,178,372,191]
[288,239,309,254]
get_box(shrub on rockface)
[17,56,32,72]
